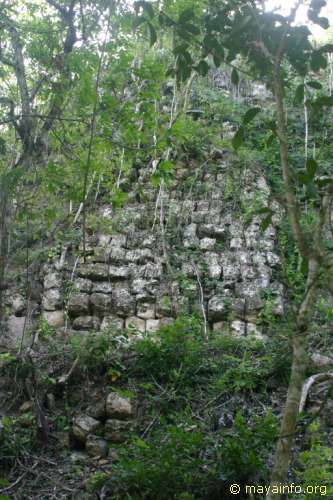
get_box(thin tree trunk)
[268,259,319,499]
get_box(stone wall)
[5,151,284,344]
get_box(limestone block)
[146,319,160,333]
[104,419,133,443]
[90,293,111,315]
[92,282,112,294]
[138,262,163,280]
[125,316,146,333]
[42,288,62,311]
[126,248,154,264]
[86,435,109,458]
[101,315,124,331]
[112,289,135,317]
[198,224,226,239]
[160,317,174,327]
[208,296,229,321]
[200,237,216,250]
[266,251,280,267]
[310,353,333,368]
[43,310,64,328]
[72,316,100,331]
[204,252,222,279]
[78,263,109,281]
[72,415,102,444]
[230,320,246,336]
[110,234,127,247]
[108,246,126,263]
[183,223,199,248]
[212,321,228,332]
[44,272,62,290]
[108,266,130,281]
[230,237,243,250]
[97,233,111,247]
[12,294,26,316]
[73,278,92,293]
[156,294,173,318]
[137,302,156,319]
[67,293,90,316]
[106,392,133,420]
[246,323,264,340]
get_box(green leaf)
[310,52,327,72]
[111,190,128,208]
[306,158,318,180]
[195,60,209,76]
[231,68,239,86]
[300,257,309,275]
[179,8,195,24]
[232,126,245,151]
[183,23,200,35]
[147,22,157,46]
[313,95,333,107]
[243,107,261,125]
[266,134,275,147]
[133,15,146,30]
[260,213,272,232]
[213,52,222,67]
[294,84,304,104]
[306,80,322,89]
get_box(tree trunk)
[268,259,319,499]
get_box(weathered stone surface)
[125,248,154,264]
[74,278,92,293]
[86,435,109,458]
[42,288,62,311]
[106,392,133,420]
[183,223,199,248]
[12,294,26,316]
[101,315,124,331]
[90,293,111,315]
[43,310,64,328]
[156,294,173,317]
[200,237,216,250]
[198,224,226,239]
[68,293,90,317]
[137,302,155,320]
[112,289,135,317]
[208,296,229,321]
[311,353,333,368]
[212,321,228,332]
[104,419,133,443]
[87,400,106,420]
[125,316,145,333]
[92,282,112,294]
[110,234,127,247]
[230,237,243,250]
[230,320,245,336]
[146,319,160,333]
[72,316,100,331]
[246,322,264,340]
[204,253,222,279]
[108,266,130,280]
[72,415,102,444]
[44,272,62,290]
[138,262,163,279]
[78,264,109,281]
[5,316,26,347]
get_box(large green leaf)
[243,107,261,125]
[231,68,239,86]
[232,126,244,150]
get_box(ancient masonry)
[6,152,284,343]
